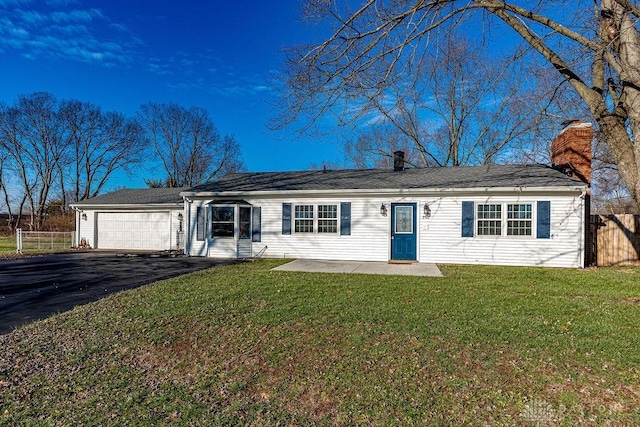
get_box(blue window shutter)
[340,202,351,235]
[461,201,474,237]
[252,207,261,242]
[282,203,291,235]
[537,201,551,239]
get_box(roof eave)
[70,203,183,209]
[181,184,588,198]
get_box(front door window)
[394,206,413,234]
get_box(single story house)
[180,162,588,268]
[72,122,593,268]
[71,187,185,251]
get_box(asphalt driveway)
[0,252,240,334]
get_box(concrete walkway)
[272,259,443,277]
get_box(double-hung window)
[294,205,314,233]
[507,204,532,236]
[293,204,338,233]
[317,205,338,233]
[211,206,234,237]
[463,201,547,238]
[477,204,502,236]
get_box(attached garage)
[71,188,185,252]
[96,211,171,250]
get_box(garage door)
[97,212,171,250]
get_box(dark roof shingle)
[185,165,587,194]
[71,187,185,206]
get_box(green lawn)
[1,261,639,426]
[0,236,15,253]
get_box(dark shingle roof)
[71,187,185,206]
[185,165,587,194]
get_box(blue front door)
[391,203,417,261]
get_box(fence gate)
[589,214,640,266]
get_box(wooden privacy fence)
[589,214,640,266]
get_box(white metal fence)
[16,229,75,253]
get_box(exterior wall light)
[380,203,388,217]
[81,213,87,221]
[423,203,431,219]
[178,213,183,221]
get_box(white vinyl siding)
[184,190,585,268]
[421,194,584,268]
[188,202,208,256]
[241,197,390,262]
[76,210,96,248]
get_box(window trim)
[294,204,314,233]
[474,202,536,238]
[506,203,533,236]
[292,203,340,234]
[317,204,338,233]
[476,203,502,236]
[210,204,236,239]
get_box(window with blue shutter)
[252,207,261,242]
[340,202,351,235]
[461,201,474,237]
[282,203,291,235]
[537,201,551,239]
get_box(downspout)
[583,188,591,268]
[579,189,587,269]
[72,207,81,247]
[184,197,191,256]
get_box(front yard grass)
[0,236,15,254]
[1,261,639,425]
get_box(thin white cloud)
[45,0,79,6]
[210,79,277,98]
[0,2,282,100]
[0,3,138,66]
[50,8,104,24]
[0,0,31,6]
[17,10,46,25]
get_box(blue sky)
[0,0,343,189]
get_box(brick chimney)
[550,120,593,184]
[393,150,405,171]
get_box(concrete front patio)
[272,259,443,277]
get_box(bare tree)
[338,34,545,168]
[138,102,244,187]
[59,100,145,204]
[0,151,22,230]
[344,125,419,169]
[279,0,640,209]
[144,178,168,188]
[0,92,145,230]
[0,93,67,230]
